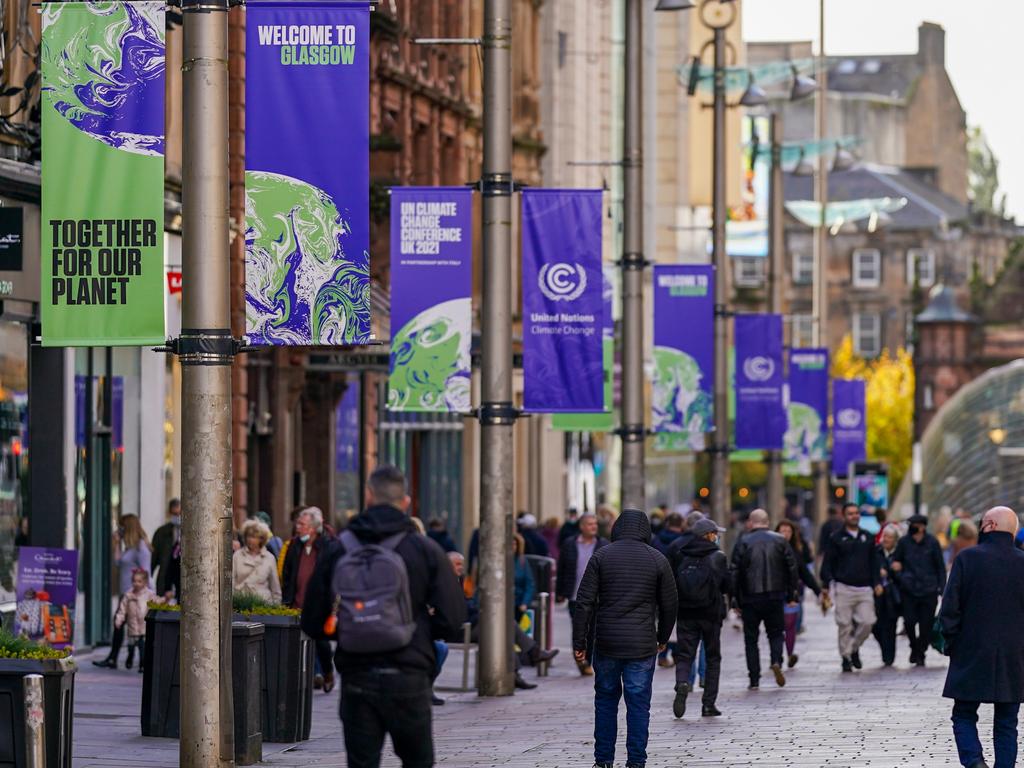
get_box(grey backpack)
[332,530,416,653]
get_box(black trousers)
[674,618,722,706]
[872,616,898,666]
[315,639,334,678]
[106,623,125,661]
[340,668,433,768]
[741,596,784,682]
[902,594,937,661]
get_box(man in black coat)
[892,513,946,667]
[940,506,1024,768]
[667,517,731,719]
[572,509,677,768]
[301,466,466,768]
[555,513,608,675]
[730,509,799,690]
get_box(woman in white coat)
[232,519,283,603]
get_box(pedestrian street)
[74,594,955,768]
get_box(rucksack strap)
[341,529,407,553]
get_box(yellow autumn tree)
[831,335,915,492]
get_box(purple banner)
[75,376,86,448]
[335,377,361,474]
[832,378,867,476]
[784,349,829,475]
[734,314,785,449]
[522,190,604,412]
[245,2,370,345]
[112,376,124,451]
[388,187,472,412]
[16,547,78,649]
[652,265,713,448]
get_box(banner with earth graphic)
[832,378,867,477]
[734,313,786,450]
[785,348,829,475]
[652,265,714,447]
[388,187,472,413]
[41,2,166,346]
[245,2,370,345]
[522,189,604,413]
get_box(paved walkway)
[74,599,962,767]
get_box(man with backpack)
[667,517,731,718]
[730,509,800,690]
[301,465,465,768]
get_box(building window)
[852,248,881,288]
[734,257,765,288]
[792,252,814,285]
[853,313,881,357]
[792,314,814,348]
[906,248,936,288]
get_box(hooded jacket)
[571,510,678,660]
[300,504,466,675]
[667,533,732,622]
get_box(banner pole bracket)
[160,329,245,366]
[475,402,523,426]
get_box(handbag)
[930,616,946,655]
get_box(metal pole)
[477,0,515,698]
[180,1,233,765]
[710,26,730,527]
[536,591,549,677]
[766,113,785,524]
[24,674,44,768]
[812,0,830,530]
[619,0,646,511]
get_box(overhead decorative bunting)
[41,2,166,346]
[245,1,371,345]
[734,314,786,450]
[832,378,867,477]
[388,187,472,413]
[784,348,829,476]
[522,190,604,413]
[785,197,908,228]
[652,265,713,448]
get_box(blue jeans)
[952,700,1020,768]
[433,640,449,682]
[593,651,656,767]
[687,641,707,686]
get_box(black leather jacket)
[730,528,800,602]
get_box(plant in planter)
[0,629,76,767]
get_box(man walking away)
[151,498,181,596]
[822,504,882,673]
[301,466,466,768]
[892,513,946,667]
[940,506,1024,768]
[572,509,677,768]
[555,513,608,676]
[730,509,799,690]
[668,517,731,718]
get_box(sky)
[743,0,1024,218]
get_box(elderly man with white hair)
[940,506,1024,768]
[281,505,335,691]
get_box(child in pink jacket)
[114,568,161,672]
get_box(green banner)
[41,2,166,346]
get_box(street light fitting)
[655,0,696,10]
[739,72,768,107]
[790,64,818,101]
[793,149,815,177]
[832,145,857,172]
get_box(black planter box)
[141,612,266,763]
[0,657,75,768]
[237,613,313,743]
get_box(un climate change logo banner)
[522,190,605,413]
[832,378,867,477]
[245,2,370,345]
[734,313,786,450]
[41,2,166,346]
[388,188,472,413]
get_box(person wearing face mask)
[892,513,946,667]
[151,498,181,596]
[281,506,335,691]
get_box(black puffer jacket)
[300,505,466,675]
[893,533,946,598]
[667,534,732,622]
[730,527,799,602]
[571,510,678,660]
